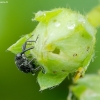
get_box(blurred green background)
[0,0,100,100]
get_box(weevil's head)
[15,53,22,60]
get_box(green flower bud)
[31,8,96,74]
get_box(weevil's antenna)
[21,47,34,55]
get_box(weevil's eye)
[16,53,22,60]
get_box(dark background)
[0,0,100,100]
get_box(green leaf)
[7,33,32,54]
[34,8,62,24]
[38,71,68,90]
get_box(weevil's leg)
[31,66,40,75]
[27,58,40,71]
[31,66,41,75]
[28,57,46,74]
[28,58,46,74]
[26,35,39,44]
[34,66,41,72]
[73,67,84,83]
[22,35,39,51]
[26,56,45,74]
[28,58,36,64]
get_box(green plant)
[8,5,100,100]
